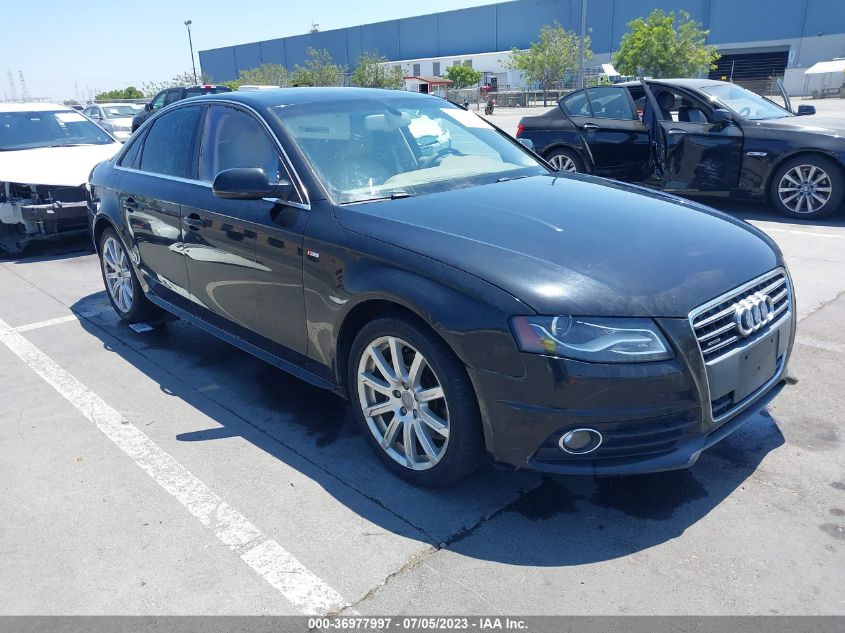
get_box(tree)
[444,64,482,89]
[506,21,591,105]
[224,63,291,90]
[95,86,144,101]
[350,52,404,89]
[141,70,211,97]
[291,47,346,86]
[613,10,719,79]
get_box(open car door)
[642,81,744,193]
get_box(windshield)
[700,84,792,120]
[0,110,114,150]
[272,98,545,204]
[102,105,142,119]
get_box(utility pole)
[18,71,29,101]
[577,0,588,88]
[185,20,198,84]
[7,70,17,101]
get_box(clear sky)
[2,0,496,102]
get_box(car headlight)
[511,316,673,362]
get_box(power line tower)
[18,71,29,101]
[6,70,17,101]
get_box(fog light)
[559,428,602,455]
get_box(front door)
[182,104,309,359]
[643,82,744,192]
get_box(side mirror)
[144,103,152,112]
[518,138,535,150]
[796,104,816,116]
[711,108,733,126]
[212,168,292,200]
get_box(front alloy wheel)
[357,335,450,470]
[348,317,485,486]
[549,154,577,172]
[771,156,843,219]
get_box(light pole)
[184,20,198,84]
[577,0,587,88]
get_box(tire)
[546,147,585,173]
[98,227,161,323]
[770,155,844,220]
[348,316,485,487]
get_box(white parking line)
[11,308,112,333]
[0,315,352,616]
[759,226,845,239]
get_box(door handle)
[667,128,687,135]
[581,123,599,131]
[123,197,138,210]
[183,214,204,230]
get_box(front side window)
[139,106,202,178]
[150,92,167,110]
[118,132,144,168]
[561,91,591,117]
[586,88,634,120]
[198,105,287,186]
[0,110,113,150]
[699,84,791,121]
[273,97,545,204]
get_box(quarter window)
[585,88,634,120]
[139,106,203,178]
[118,132,144,168]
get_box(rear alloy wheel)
[771,156,843,219]
[546,148,583,173]
[98,227,160,323]
[349,317,484,486]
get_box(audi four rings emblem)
[733,292,775,336]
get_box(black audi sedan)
[517,79,845,220]
[87,88,795,486]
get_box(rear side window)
[561,91,591,117]
[139,106,203,178]
[118,131,145,168]
[586,88,635,120]
[164,89,183,106]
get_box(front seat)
[678,106,708,123]
[654,91,676,121]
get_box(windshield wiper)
[343,191,414,204]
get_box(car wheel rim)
[550,154,577,172]
[357,335,450,471]
[778,164,833,214]
[102,236,133,313]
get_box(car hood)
[336,174,781,317]
[752,115,845,137]
[0,143,121,186]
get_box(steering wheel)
[739,106,751,118]
[419,146,464,168]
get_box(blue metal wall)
[199,0,845,82]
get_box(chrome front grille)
[690,269,790,361]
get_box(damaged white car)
[0,103,122,255]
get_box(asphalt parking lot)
[2,132,845,616]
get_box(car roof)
[0,102,73,113]
[95,103,143,108]
[191,86,441,109]
[615,78,733,90]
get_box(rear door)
[116,104,204,310]
[181,103,309,360]
[559,87,649,179]
[643,82,744,192]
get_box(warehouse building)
[199,0,845,95]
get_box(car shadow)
[691,196,845,228]
[70,291,786,567]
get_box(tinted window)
[118,131,145,168]
[561,91,591,116]
[164,89,183,106]
[198,105,285,185]
[139,106,202,178]
[586,88,634,120]
[185,86,232,97]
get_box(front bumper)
[470,304,795,476]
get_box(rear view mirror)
[212,168,292,200]
[711,109,733,125]
[796,105,816,116]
